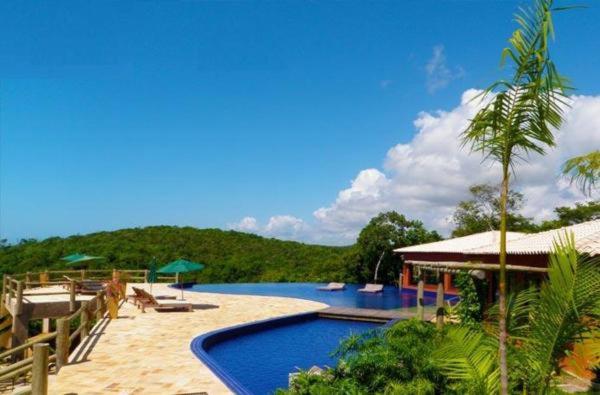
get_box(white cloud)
[228,216,259,232]
[230,89,599,245]
[228,215,309,241]
[264,215,307,237]
[425,45,465,94]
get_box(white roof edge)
[394,219,600,256]
[394,230,527,254]
[466,220,600,255]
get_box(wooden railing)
[0,290,107,394]
[0,269,177,394]
[1,269,176,317]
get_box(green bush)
[279,319,446,394]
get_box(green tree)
[562,150,600,196]
[539,200,600,230]
[451,184,538,237]
[0,226,351,283]
[352,212,441,284]
[460,1,570,391]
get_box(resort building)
[395,220,600,299]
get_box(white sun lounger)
[358,283,384,293]
[317,282,346,291]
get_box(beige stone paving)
[48,283,327,395]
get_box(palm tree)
[461,1,571,392]
[435,234,600,393]
[562,150,600,196]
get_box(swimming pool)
[187,282,453,310]
[192,312,381,395]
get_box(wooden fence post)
[69,281,76,312]
[99,292,106,316]
[81,302,90,339]
[15,281,23,315]
[1,274,6,314]
[42,318,50,334]
[144,270,148,283]
[55,318,70,371]
[31,343,49,395]
[25,272,31,289]
[80,269,85,281]
[436,272,445,330]
[96,292,103,320]
[416,269,424,321]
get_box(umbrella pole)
[180,275,184,300]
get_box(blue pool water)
[200,315,380,394]
[188,282,451,310]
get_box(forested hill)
[0,226,352,283]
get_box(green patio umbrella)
[147,259,158,293]
[61,253,104,267]
[157,259,205,299]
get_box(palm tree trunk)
[498,163,510,395]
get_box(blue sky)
[1,1,600,244]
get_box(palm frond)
[517,233,600,390]
[562,150,600,196]
[461,0,570,171]
[433,326,500,394]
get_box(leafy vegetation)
[0,226,352,283]
[282,236,600,394]
[0,211,442,284]
[538,201,600,230]
[451,184,538,237]
[451,184,599,237]
[438,234,600,393]
[453,271,486,328]
[279,319,446,395]
[562,150,600,196]
[346,212,442,284]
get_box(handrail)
[69,325,83,342]
[0,280,117,393]
[67,304,86,322]
[0,332,57,360]
[0,354,55,383]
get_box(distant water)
[187,282,449,310]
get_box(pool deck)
[47,283,327,395]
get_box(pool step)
[318,307,425,323]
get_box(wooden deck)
[5,285,97,319]
[318,307,433,323]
